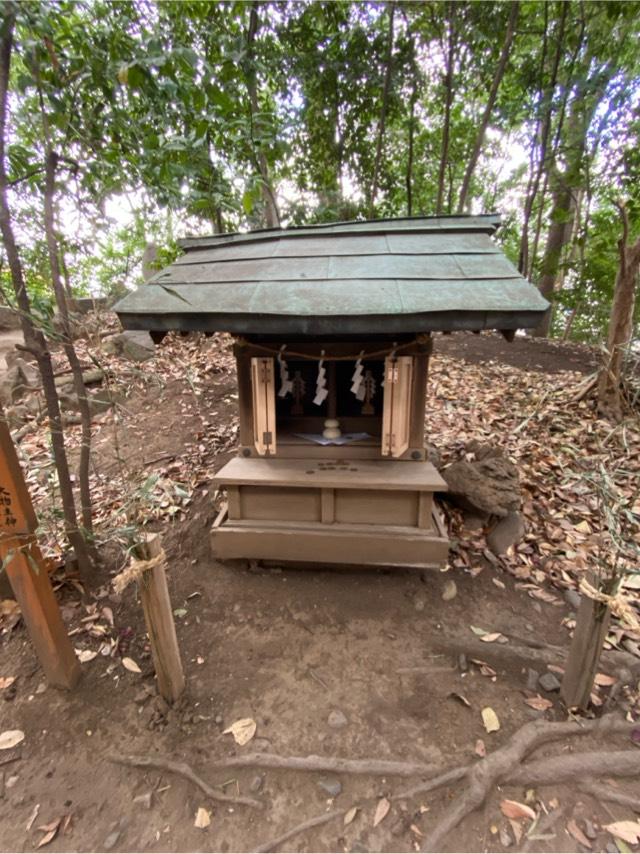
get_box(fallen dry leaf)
[500,799,536,821]
[194,807,211,829]
[122,657,142,674]
[567,818,592,849]
[0,729,24,750]
[36,818,62,849]
[604,821,640,845]
[75,649,98,664]
[481,707,500,733]
[442,579,457,601]
[509,819,523,844]
[26,803,40,831]
[524,694,553,711]
[474,739,486,757]
[479,632,508,644]
[223,717,256,746]
[594,673,617,687]
[373,797,390,828]
[449,691,471,708]
[344,806,358,826]
[0,676,15,690]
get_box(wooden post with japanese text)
[0,414,80,689]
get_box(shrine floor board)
[211,457,450,569]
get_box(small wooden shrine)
[115,215,548,569]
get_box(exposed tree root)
[438,632,640,679]
[213,752,444,778]
[421,715,633,852]
[110,754,262,809]
[507,750,639,785]
[579,780,640,811]
[254,806,345,853]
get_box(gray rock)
[0,359,38,406]
[413,594,426,612]
[442,453,520,518]
[133,791,152,809]
[425,443,442,469]
[499,826,513,848]
[538,671,561,692]
[526,668,540,691]
[103,330,155,362]
[327,709,348,729]
[564,588,581,610]
[249,775,264,793]
[0,306,21,331]
[317,776,342,798]
[487,511,525,555]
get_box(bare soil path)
[0,331,637,854]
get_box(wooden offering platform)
[211,457,449,568]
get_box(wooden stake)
[134,533,185,704]
[561,586,611,710]
[0,416,80,689]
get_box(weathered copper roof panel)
[114,215,549,335]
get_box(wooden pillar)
[233,341,254,450]
[134,533,185,704]
[0,416,80,689]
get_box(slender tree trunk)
[406,79,416,217]
[246,3,279,229]
[369,1,395,218]
[43,150,93,536]
[519,2,566,275]
[597,204,640,421]
[533,64,614,337]
[456,1,519,214]
[436,3,456,216]
[0,8,91,573]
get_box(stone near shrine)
[0,305,21,331]
[5,346,34,370]
[317,776,342,797]
[0,359,38,407]
[103,330,155,362]
[327,709,348,729]
[538,671,561,692]
[442,453,520,518]
[487,510,525,554]
[114,215,547,570]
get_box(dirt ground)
[0,331,638,854]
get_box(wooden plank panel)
[213,456,446,491]
[409,354,428,450]
[251,357,276,456]
[334,489,418,527]
[211,521,449,568]
[321,488,335,523]
[234,348,254,448]
[226,486,241,520]
[382,356,413,458]
[240,485,322,522]
[417,492,434,529]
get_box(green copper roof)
[114,215,549,336]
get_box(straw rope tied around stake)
[113,533,185,704]
[579,577,640,630]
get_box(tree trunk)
[456,2,519,214]
[406,77,416,217]
[43,150,94,536]
[369,1,395,218]
[0,8,91,574]
[597,205,640,420]
[518,2,566,275]
[246,3,279,229]
[436,3,456,216]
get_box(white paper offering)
[293,432,371,446]
[312,387,329,405]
